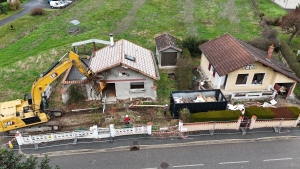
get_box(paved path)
[0,0,50,27]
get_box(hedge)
[189,107,300,122]
[190,110,241,122]
[0,2,10,14]
[244,107,274,119]
[287,107,300,118]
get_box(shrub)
[31,7,44,15]
[273,17,280,26]
[182,35,201,57]
[190,110,241,122]
[244,107,274,119]
[67,85,85,104]
[264,17,274,25]
[0,2,9,14]
[8,2,15,10]
[287,107,300,118]
[175,54,193,90]
[179,108,190,123]
[13,0,20,9]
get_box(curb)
[27,136,300,157]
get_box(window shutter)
[208,63,211,70]
[213,69,216,77]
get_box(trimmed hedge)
[244,107,274,119]
[0,2,9,14]
[190,110,241,122]
[189,107,300,122]
[287,107,300,118]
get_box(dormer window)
[125,54,135,61]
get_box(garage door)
[161,52,177,66]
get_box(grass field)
[0,0,299,102]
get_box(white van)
[50,1,66,8]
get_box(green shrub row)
[244,107,274,119]
[189,107,300,122]
[287,107,300,118]
[190,110,241,122]
[0,2,10,14]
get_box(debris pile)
[173,94,217,103]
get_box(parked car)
[48,0,72,6]
[49,1,66,8]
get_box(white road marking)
[173,164,204,168]
[263,158,292,162]
[219,161,249,165]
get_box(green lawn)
[255,0,287,18]
[0,8,24,20]
[0,0,285,102]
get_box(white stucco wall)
[100,65,157,100]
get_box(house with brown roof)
[155,33,182,69]
[62,35,160,103]
[199,33,300,99]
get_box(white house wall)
[272,0,300,9]
[102,65,157,100]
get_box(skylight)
[125,54,135,61]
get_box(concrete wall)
[272,0,300,9]
[100,65,157,100]
[157,48,180,69]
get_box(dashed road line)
[263,158,292,162]
[219,161,249,164]
[173,164,204,168]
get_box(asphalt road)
[17,127,300,154]
[0,0,50,27]
[45,139,300,169]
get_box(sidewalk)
[16,127,300,156]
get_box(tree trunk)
[287,32,296,45]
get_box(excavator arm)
[0,51,104,132]
[31,51,95,111]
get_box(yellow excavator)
[0,51,105,133]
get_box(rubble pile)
[173,94,217,103]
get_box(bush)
[31,7,44,15]
[8,2,15,10]
[13,0,20,9]
[287,107,300,118]
[0,3,9,14]
[175,54,193,90]
[244,107,274,119]
[182,35,201,57]
[190,110,241,122]
[67,85,85,104]
[179,108,190,123]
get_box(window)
[251,73,265,85]
[125,54,135,61]
[236,74,248,85]
[130,82,144,89]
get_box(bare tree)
[281,5,300,45]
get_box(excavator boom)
[0,51,103,132]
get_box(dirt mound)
[271,107,294,119]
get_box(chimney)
[109,34,114,47]
[266,44,274,61]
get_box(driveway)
[0,0,50,27]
